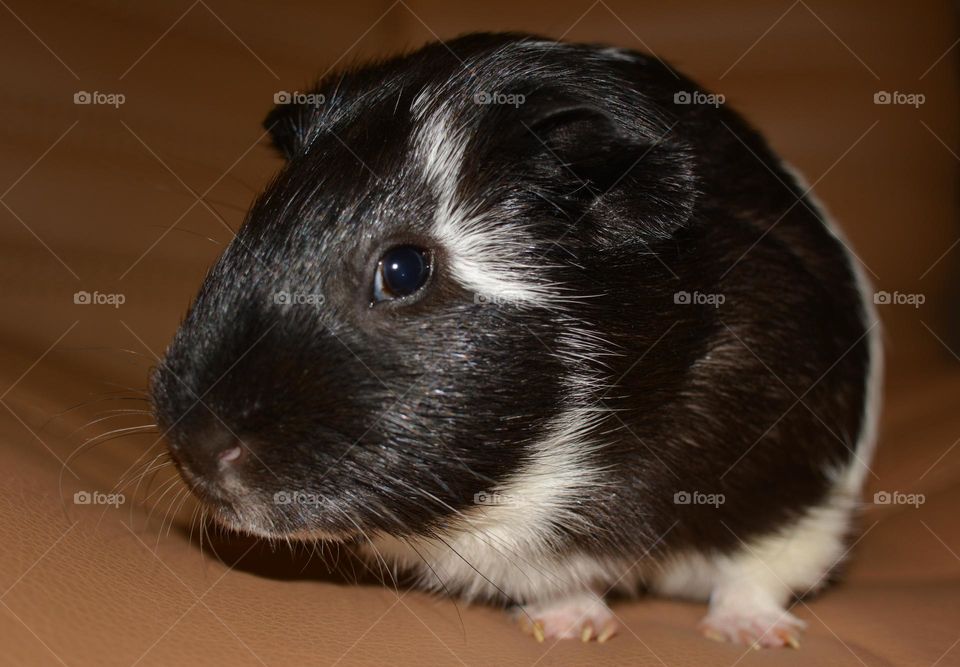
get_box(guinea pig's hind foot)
[516,592,619,643]
[698,585,805,649]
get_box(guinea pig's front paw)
[698,608,805,649]
[516,592,619,643]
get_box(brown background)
[1,1,958,665]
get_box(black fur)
[152,34,870,571]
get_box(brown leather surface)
[1,1,958,665]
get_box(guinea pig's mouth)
[171,462,358,543]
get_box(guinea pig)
[150,32,881,648]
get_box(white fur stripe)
[413,109,568,307]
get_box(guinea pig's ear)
[522,104,698,247]
[263,101,305,159]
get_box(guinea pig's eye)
[372,245,432,303]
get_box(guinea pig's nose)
[218,444,243,463]
[168,424,247,478]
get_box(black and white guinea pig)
[150,33,881,648]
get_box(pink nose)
[218,445,243,463]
